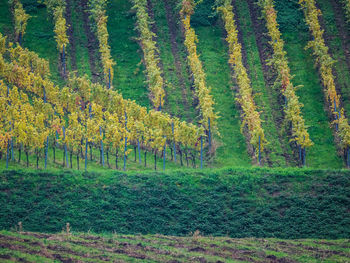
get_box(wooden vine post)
[123,111,128,171]
[163,136,166,171]
[44,136,49,169]
[100,126,104,167]
[137,138,141,164]
[172,122,176,162]
[85,139,88,171]
[200,135,203,169]
[6,140,9,169]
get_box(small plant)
[66,222,70,234]
[192,229,201,242]
[18,221,22,232]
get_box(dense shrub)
[0,168,349,238]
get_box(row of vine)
[9,0,30,45]
[131,0,165,110]
[258,0,313,164]
[299,0,350,165]
[41,0,69,75]
[88,0,115,88]
[180,0,218,144]
[0,36,205,170]
[217,0,266,162]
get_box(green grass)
[194,23,251,167]
[275,0,343,169]
[21,2,63,86]
[1,167,349,238]
[107,0,149,108]
[317,0,350,115]
[2,231,349,263]
[69,0,93,78]
[0,0,12,37]
[234,0,289,167]
[1,0,350,169]
[150,0,196,121]
[150,0,182,116]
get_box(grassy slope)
[21,2,62,86]
[107,0,149,108]
[0,0,349,169]
[1,168,349,238]
[69,0,92,78]
[1,1,190,172]
[0,1,12,37]
[234,0,289,167]
[193,23,251,167]
[0,231,349,263]
[274,0,342,169]
[317,0,350,115]
[150,0,196,121]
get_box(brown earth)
[0,231,349,262]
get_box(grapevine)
[341,0,350,23]
[299,0,350,161]
[217,0,267,160]
[131,0,165,110]
[257,0,313,163]
[41,0,69,75]
[0,34,205,169]
[9,0,30,44]
[88,0,115,89]
[180,0,218,137]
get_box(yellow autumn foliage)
[218,0,267,157]
[9,0,30,42]
[42,0,69,53]
[89,0,115,87]
[0,34,204,159]
[299,0,350,149]
[258,0,312,148]
[132,0,165,110]
[180,0,218,133]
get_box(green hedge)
[0,168,349,238]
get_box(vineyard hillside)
[1,0,350,170]
[1,0,350,261]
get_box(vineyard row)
[0,37,206,170]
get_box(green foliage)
[1,168,349,238]
[0,0,13,36]
[107,0,149,108]
[274,1,342,168]
[274,0,307,32]
[1,0,350,169]
[233,0,288,166]
[19,0,44,11]
[190,0,217,26]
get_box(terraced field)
[1,231,349,262]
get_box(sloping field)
[0,231,349,262]
[2,0,350,169]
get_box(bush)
[0,167,349,238]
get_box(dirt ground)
[0,231,349,262]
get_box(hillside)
[2,1,350,261]
[1,168,349,238]
[1,231,350,262]
[1,0,350,171]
